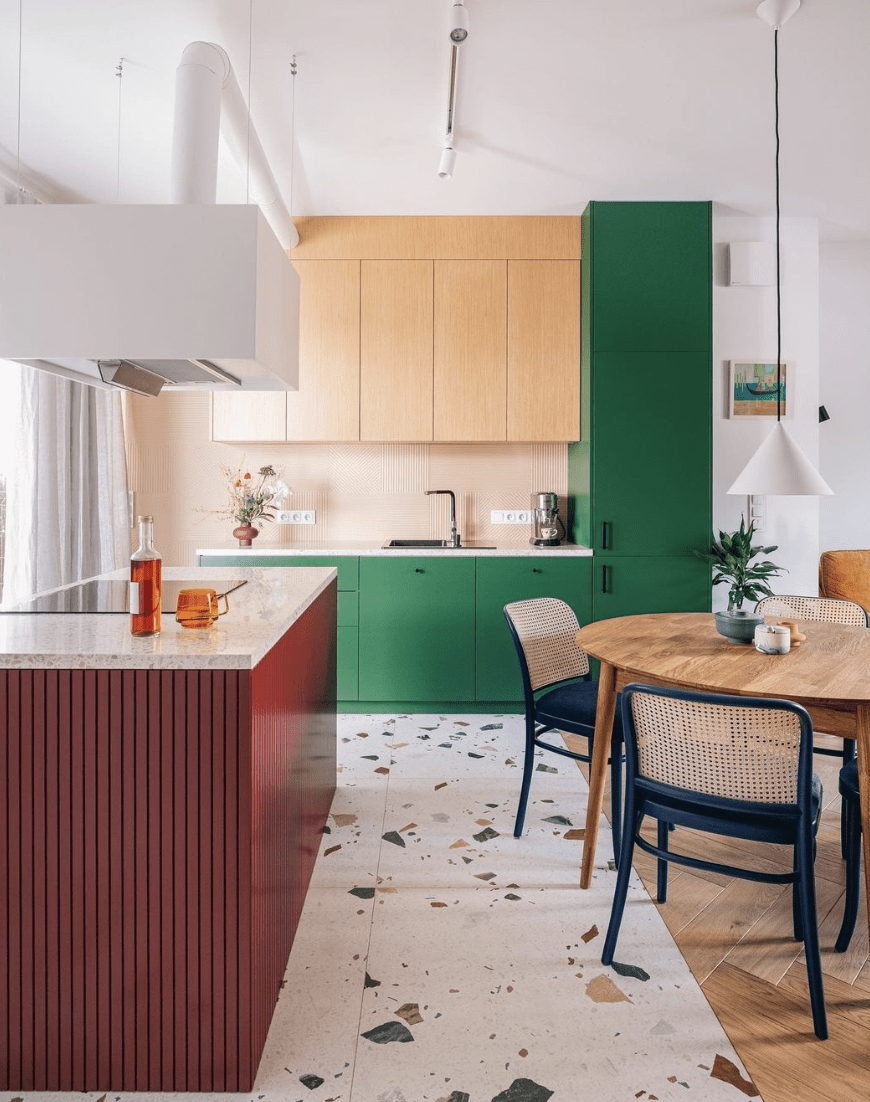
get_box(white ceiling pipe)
[170,41,299,250]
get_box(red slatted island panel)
[0,568,337,1092]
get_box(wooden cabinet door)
[360,260,433,441]
[358,557,475,702]
[591,350,711,556]
[211,391,288,442]
[476,556,592,701]
[287,260,360,441]
[507,260,580,441]
[434,260,507,441]
[593,555,711,620]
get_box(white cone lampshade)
[727,421,833,495]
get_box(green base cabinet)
[358,557,476,702]
[476,557,592,700]
[592,555,711,621]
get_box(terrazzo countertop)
[0,565,335,670]
[197,540,594,558]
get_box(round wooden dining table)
[575,612,870,939]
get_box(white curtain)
[1,363,130,606]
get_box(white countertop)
[197,540,594,558]
[0,566,336,671]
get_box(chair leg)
[656,819,669,903]
[841,741,857,859]
[513,715,540,837]
[602,800,641,967]
[609,731,623,870]
[836,794,861,953]
[795,831,828,1040]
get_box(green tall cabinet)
[569,201,712,618]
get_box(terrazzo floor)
[18,713,761,1102]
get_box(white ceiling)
[1,0,868,241]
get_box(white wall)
[712,212,820,607]
[819,241,870,550]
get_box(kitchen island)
[0,566,337,1093]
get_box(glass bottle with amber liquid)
[130,515,162,636]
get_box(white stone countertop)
[197,540,594,557]
[0,566,335,671]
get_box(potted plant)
[694,518,785,643]
[198,463,291,547]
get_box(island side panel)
[244,582,338,1087]
[0,581,337,1092]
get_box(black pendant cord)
[774,27,782,422]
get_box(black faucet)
[424,489,460,547]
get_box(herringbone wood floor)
[569,733,870,1102]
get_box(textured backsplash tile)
[126,393,569,565]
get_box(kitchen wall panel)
[126,393,568,566]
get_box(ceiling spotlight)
[438,146,456,179]
[449,1,469,43]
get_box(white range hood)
[0,202,300,394]
[0,41,300,397]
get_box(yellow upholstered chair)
[819,550,870,616]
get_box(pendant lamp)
[727,0,833,497]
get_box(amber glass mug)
[175,588,230,629]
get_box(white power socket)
[277,509,316,525]
[491,510,532,524]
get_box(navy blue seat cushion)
[840,759,859,801]
[534,680,623,737]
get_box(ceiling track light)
[438,1,468,178]
[449,1,469,44]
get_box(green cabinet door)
[476,556,593,701]
[589,201,712,352]
[197,554,360,700]
[593,555,711,621]
[358,557,476,702]
[591,350,711,556]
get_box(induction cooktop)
[2,578,247,614]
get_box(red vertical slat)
[69,671,88,1089]
[4,672,22,1087]
[185,669,201,1087]
[0,672,10,1087]
[147,673,163,1085]
[57,670,73,1087]
[18,670,35,1089]
[199,672,213,1086]
[95,670,112,1086]
[173,670,188,1090]
[31,671,47,1089]
[108,670,125,1085]
[134,669,150,1086]
[121,668,137,1088]
[236,669,252,1091]
[82,670,99,1087]
[160,672,178,1085]
[210,672,227,1090]
[43,671,61,1087]
[223,670,240,1090]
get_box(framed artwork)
[729,360,792,418]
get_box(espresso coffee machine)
[530,492,565,547]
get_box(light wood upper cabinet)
[360,260,433,442]
[434,260,507,442]
[507,260,580,441]
[287,260,360,441]
[211,390,288,442]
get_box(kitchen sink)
[383,539,496,549]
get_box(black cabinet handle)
[601,564,612,593]
[602,521,612,550]
[532,567,541,574]
[415,567,424,573]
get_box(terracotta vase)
[232,523,259,548]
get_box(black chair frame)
[602,683,827,1041]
